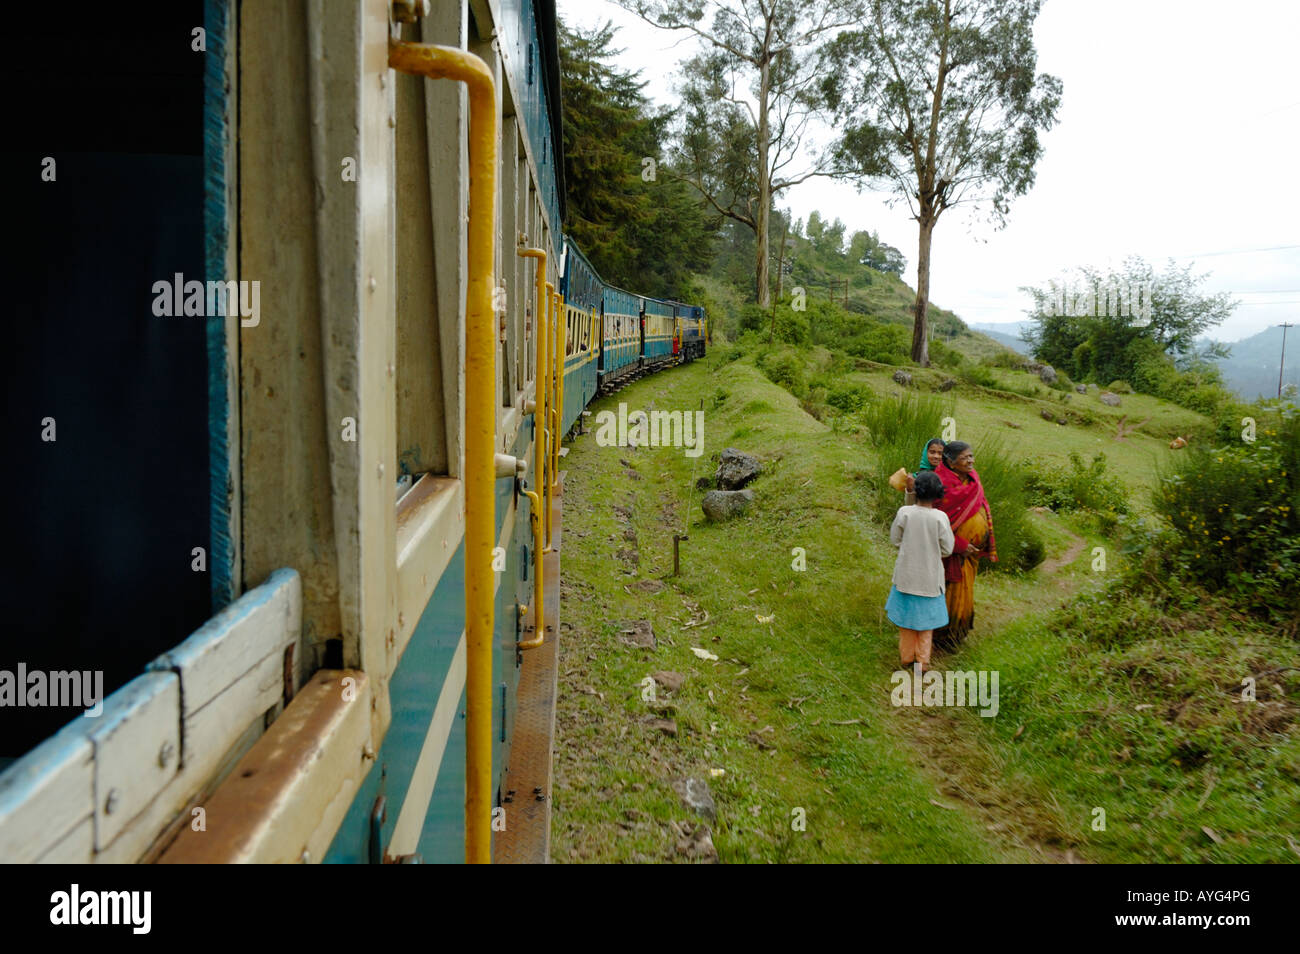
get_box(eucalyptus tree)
[823,0,1062,365]
[620,0,861,307]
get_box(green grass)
[550,351,1299,863]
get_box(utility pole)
[1280,322,1295,399]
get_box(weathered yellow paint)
[387,41,497,865]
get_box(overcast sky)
[556,0,1300,342]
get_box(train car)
[1,0,565,865]
[643,297,678,367]
[1,0,706,866]
[558,237,599,433]
[673,303,708,362]
[599,284,643,391]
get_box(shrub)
[826,383,873,413]
[1024,452,1131,517]
[1152,406,1300,624]
[859,391,953,524]
[847,323,911,364]
[757,348,807,397]
[958,364,1000,389]
[1107,380,1134,394]
[929,338,966,368]
[968,435,1046,573]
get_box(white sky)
[556,0,1300,342]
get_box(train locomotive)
[0,0,703,864]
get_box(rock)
[1056,417,1068,425]
[646,717,677,737]
[892,370,913,386]
[671,777,717,823]
[1075,384,1087,394]
[619,458,634,468]
[673,821,718,862]
[701,488,754,522]
[617,620,656,648]
[694,475,714,491]
[1099,391,1122,407]
[938,378,956,392]
[1038,364,1058,385]
[652,670,685,692]
[715,448,762,489]
[1040,408,1055,421]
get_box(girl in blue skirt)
[886,470,954,671]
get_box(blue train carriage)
[600,284,643,391]
[0,0,565,865]
[559,236,600,433]
[642,297,678,368]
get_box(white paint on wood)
[91,672,181,850]
[0,722,93,863]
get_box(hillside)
[550,349,1299,863]
[1208,325,1300,400]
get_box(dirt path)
[886,528,1094,863]
[1037,510,1087,574]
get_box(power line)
[1168,244,1300,259]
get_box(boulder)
[1075,384,1087,394]
[617,620,656,649]
[715,448,762,489]
[1099,391,1122,407]
[702,488,754,522]
[671,777,718,823]
[652,670,685,692]
[1038,364,1058,385]
[938,378,956,392]
[892,370,913,386]
[1040,408,1055,422]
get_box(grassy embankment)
[550,350,1300,863]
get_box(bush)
[757,348,807,397]
[929,338,966,368]
[826,383,873,413]
[1152,406,1300,623]
[958,364,1000,389]
[1024,452,1131,518]
[859,391,953,524]
[847,323,911,364]
[968,435,1046,573]
[1107,380,1134,394]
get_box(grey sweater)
[890,505,956,597]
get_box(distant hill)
[1209,326,1300,400]
[970,322,1034,356]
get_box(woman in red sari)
[932,441,997,649]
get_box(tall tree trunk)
[755,55,772,309]
[912,215,934,366]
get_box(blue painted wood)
[204,0,235,612]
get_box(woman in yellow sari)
[932,441,997,649]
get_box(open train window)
[1,2,211,761]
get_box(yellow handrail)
[552,292,566,494]
[388,41,497,865]
[518,250,548,546]
[516,487,545,649]
[542,282,556,551]
[516,248,548,649]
